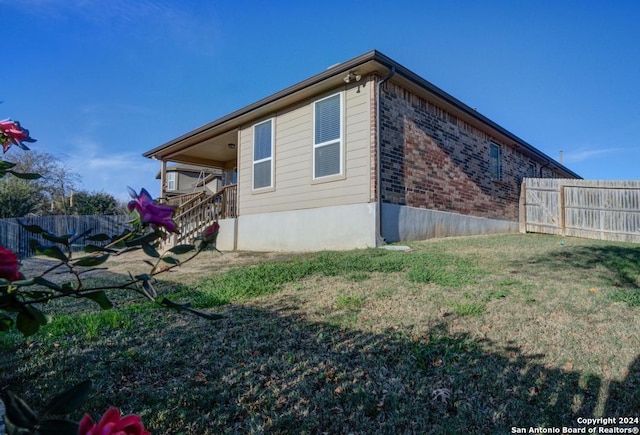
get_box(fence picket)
[522,179,640,243]
[0,215,130,258]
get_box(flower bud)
[0,245,23,282]
[202,222,220,244]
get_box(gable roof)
[143,50,579,179]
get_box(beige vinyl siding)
[175,171,200,191]
[238,82,372,216]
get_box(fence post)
[519,181,527,233]
[559,182,566,236]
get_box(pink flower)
[0,245,23,282]
[127,187,177,233]
[0,119,36,153]
[202,222,220,244]
[78,407,150,435]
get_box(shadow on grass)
[606,354,640,417]
[2,296,638,434]
[525,244,640,288]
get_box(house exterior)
[156,164,224,199]
[143,50,580,251]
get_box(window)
[313,93,342,179]
[253,119,273,189]
[527,163,536,178]
[489,143,502,181]
[166,172,176,191]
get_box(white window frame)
[252,119,274,190]
[166,172,176,191]
[313,92,343,180]
[489,143,502,181]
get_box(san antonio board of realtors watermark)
[511,416,639,434]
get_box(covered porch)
[149,128,239,250]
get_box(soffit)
[144,54,384,161]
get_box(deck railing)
[218,184,237,219]
[167,184,237,246]
[160,191,205,208]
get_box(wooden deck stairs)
[161,184,237,247]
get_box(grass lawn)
[2,233,640,433]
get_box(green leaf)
[7,170,41,180]
[159,297,224,321]
[18,221,46,235]
[4,390,39,430]
[141,279,157,300]
[73,254,110,267]
[167,244,195,255]
[34,419,79,435]
[86,233,111,242]
[60,283,74,294]
[7,170,42,180]
[45,380,93,414]
[0,312,14,331]
[160,297,190,309]
[36,246,68,262]
[69,229,93,245]
[83,291,113,309]
[22,290,54,300]
[0,294,21,312]
[29,305,50,325]
[160,256,180,265]
[5,419,33,435]
[141,242,160,258]
[125,230,163,247]
[29,239,41,252]
[33,277,62,292]
[0,160,17,170]
[16,306,49,337]
[42,232,72,245]
[83,244,116,254]
[143,259,155,268]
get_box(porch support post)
[160,159,167,200]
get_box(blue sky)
[2,0,639,200]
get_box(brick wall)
[379,81,567,221]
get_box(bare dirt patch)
[19,249,295,285]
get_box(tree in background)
[0,150,79,216]
[70,190,125,215]
[0,177,46,218]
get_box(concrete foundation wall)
[236,202,377,251]
[215,218,236,251]
[382,203,518,243]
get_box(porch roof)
[154,163,223,180]
[143,50,580,179]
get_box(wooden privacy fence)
[0,215,130,258]
[520,179,640,243]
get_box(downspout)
[376,66,395,246]
[539,157,550,178]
